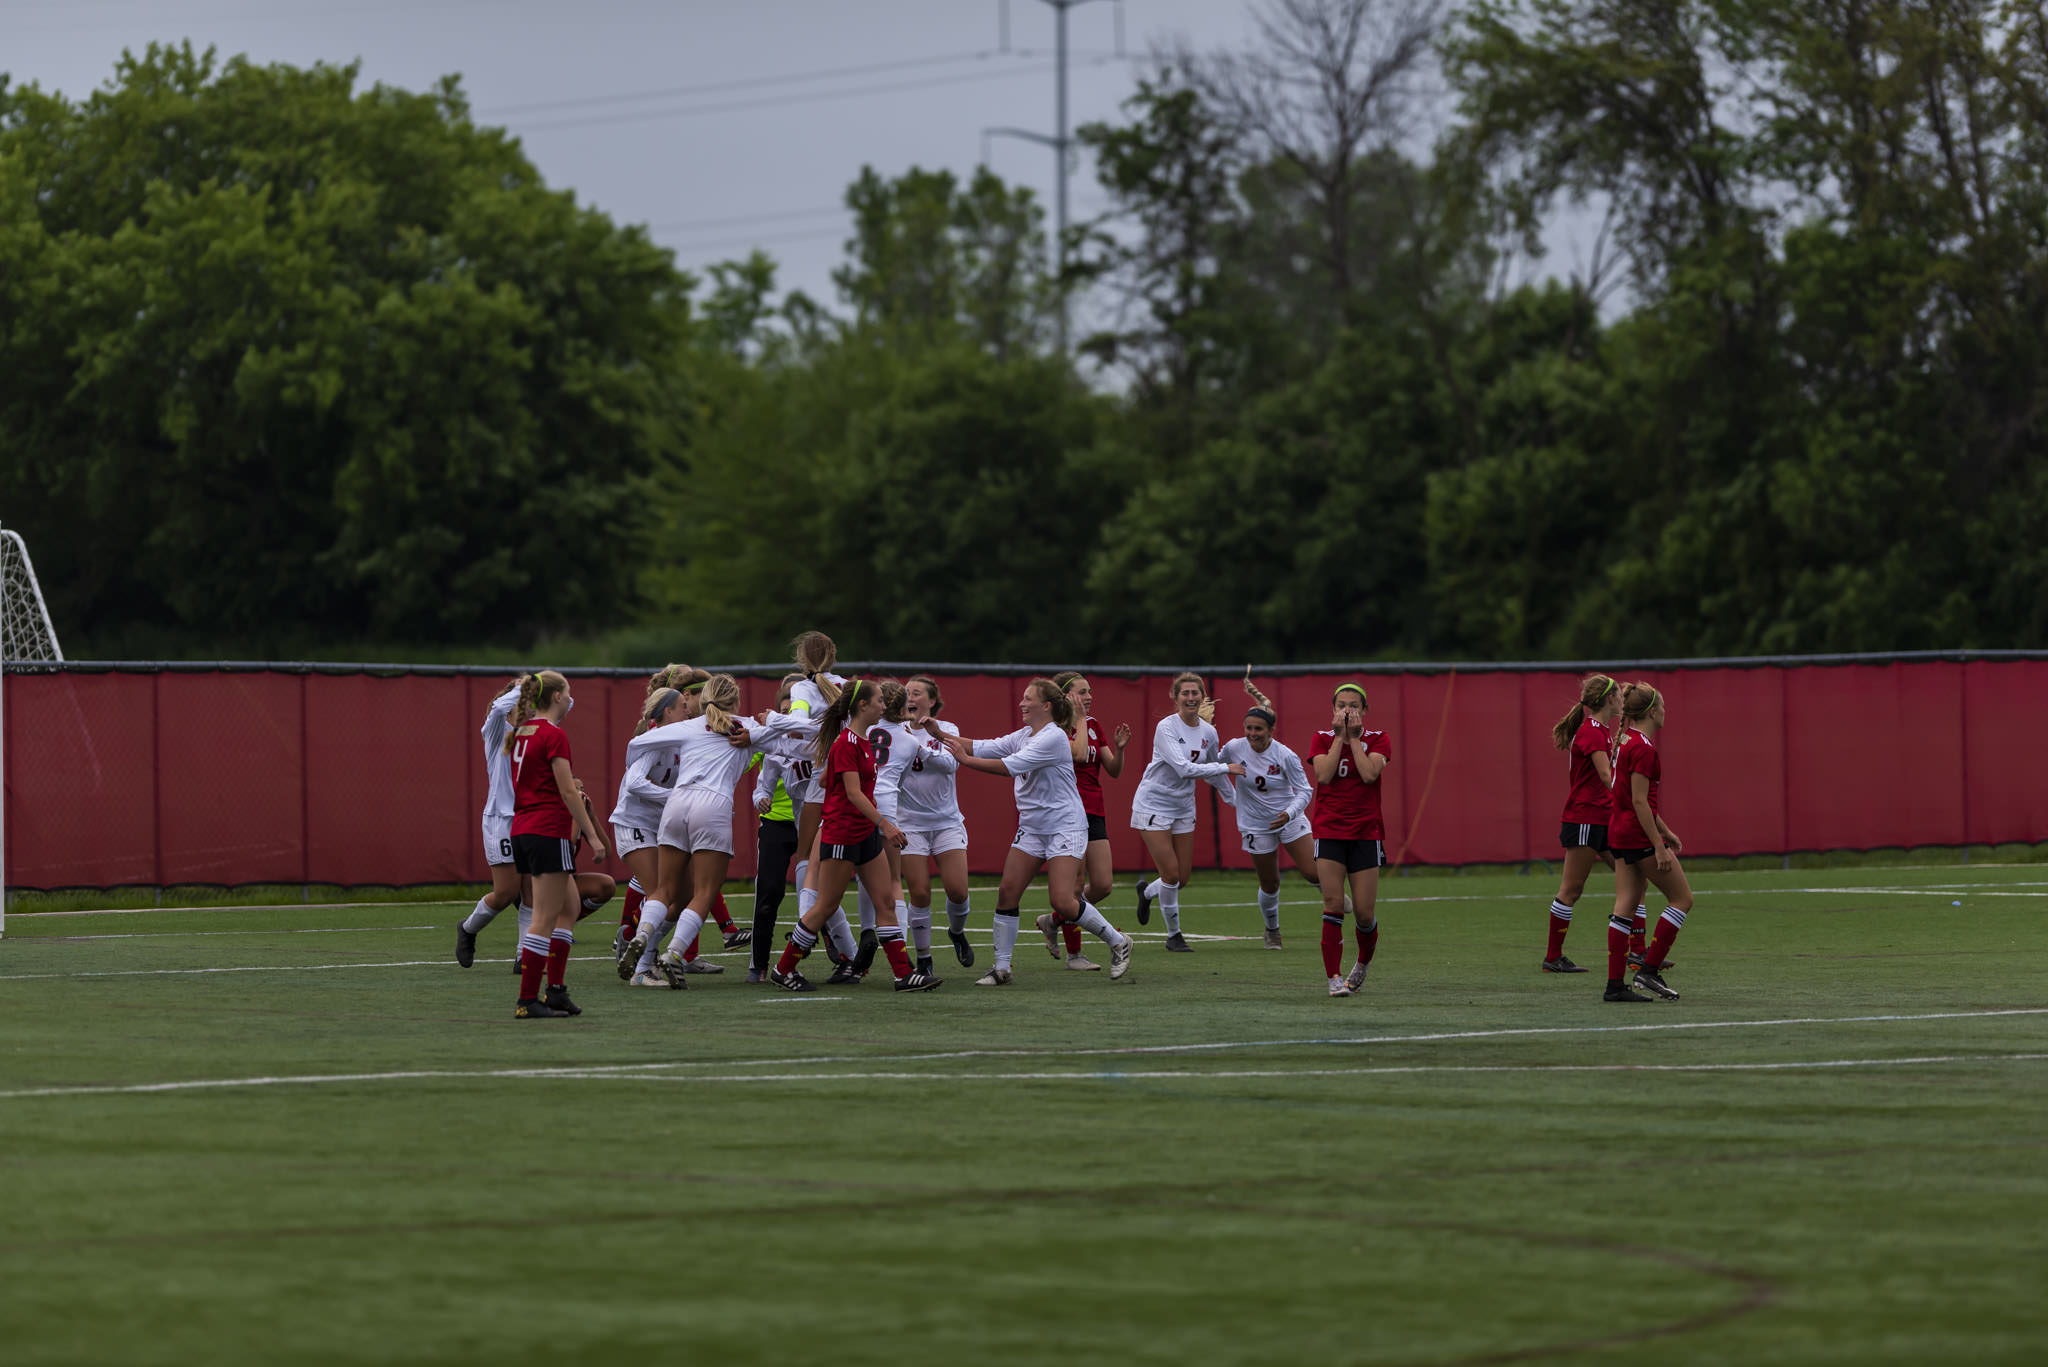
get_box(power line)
[477,50,1004,118]
[643,206,847,234]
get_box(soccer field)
[3,866,2044,1365]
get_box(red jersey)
[1560,716,1615,824]
[819,727,878,844]
[1608,728,1662,848]
[509,718,574,839]
[1306,728,1392,840]
[1073,717,1107,817]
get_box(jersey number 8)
[868,727,893,767]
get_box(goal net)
[2,525,63,934]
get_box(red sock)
[1063,922,1083,957]
[546,934,569,988]
[775,933,808,976]
[709,891,732,931]
[621,882,643,933]
[1630,909,1648,956]
[1546,904,1571,960]
[1320,915,1344,977]
[683,932,700,963]
[518,948,546,1000]
[882,938,912,978]
[1607,917,1629,980]
[1644,913,1681,970]
[1354,918,1379,969]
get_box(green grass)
[3,866,2044,1365]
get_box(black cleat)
[893,971,942,992]
[825,960,864,986]
[1134,877,1154,925]
[543,985,582,1016]
[916,954,934,977]
[511,957,522,975]
[851,928,879,976]
[1626,950,1676,971]
[1164,932,1193,953]
[769,968,816,993]
[1603,980,1654,1003]
[616,934,647,982]
[1633,967,1680,1000]
[455,924,477,969]
[514,997,565,1019]
[1542,955,1588,974]
[949,927,975,967]
[722,928,754,950]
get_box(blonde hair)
[792,631,842,706]
[504,670,569,752]
[1551,673,1619,750]
[636,688,683,737]
[1621,681,1663,725]
[647,662,694,694]
[906,674,945,716]
[698,673,744,736]
[1028,677,1075,730]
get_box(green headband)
[1333,683,1368,703]
[846,679,864,705]
[1595,676,1617,701]
[683,679,707,693]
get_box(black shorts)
[1316,837,1386,873]
[1086,813,1108,843]
[1611,846,1656,866]
[822,831,885,865]
[1559,821,1611,853]
[511,833,576,875]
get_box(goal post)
[0,523,66,938]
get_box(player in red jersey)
[1541,673,1625,973]
[769,680,940,993]
[505,670,608,1018]
[1053,671,1132,970]
[1603,682,1691,1003]
[1307,683,1392,998]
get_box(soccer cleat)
[1036,912,1064,959]
[825,960,864,986]
[722,928,754,950]
[514,997,565,1019]
[511,957,522,975]
[682,958,725,975]
[543,985,581,1017]
[616,934,647,982]
[1542,955,1589,974]
[1345,959,1369,993]
[454,924,478,968]
[1065,954,1101,971]
[851,928,879,976]
[1134,878,1154,925]
[654,950,691,991]
[974,967,1013,987]
[1633,967,1680,1000]
[893,971,942,993]
[769,968,816,993]
[1327,975,1353,998]
[949,927,976,967]
[629,971,668,988]
[1109,938,1133,981]
[1604,980,1655,1002]
[1262,927,1283,949]
[610,924,628,959]
[916,955,934,977]
[1165,932,1193,953]
[1627,950,1676,971]
[744,967,767,984]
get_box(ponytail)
[792,630,841,705]
[1242,665,1274,716]
[1621,681,1662,725]
[1551,673,1618,750]
[1028,677,1074,730]
[879,679,907,723]
[504,670,568,752]
[811,677,868,765]
[698,673,743,736]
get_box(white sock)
[637,899,670,944]
[663,908,706,959]
[793,859,809,894]
[857,884,877,933]
[1160,882,1182,936]
[1142,878,1162,900]
[461,895,500,934]
[826,909,857,958]
[908,902,932,956]
[992,909,1021,971]
[946,896,970,933]
[798,886,817,920]
[1078,904,1127,948]
[515,902,532,939]
[1258,889,1280,930]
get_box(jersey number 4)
[510,738,528,778]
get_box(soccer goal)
[1,524,64,936]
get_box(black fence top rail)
[7,649,2048,677]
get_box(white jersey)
[640,712,816,802]
[788,671,847,720]
[894,719,962,830]
[865,718,920,808]
[480,684,520,821]
[975,724,1086,837]
[610,726,683,831]
[1130,713,1233,814]
[1221,736,1314,832]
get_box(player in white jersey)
[454,677,528,967]
[845,681,923,980]
[897,674,974,973]
[945,677,1133,986]
[607,685,690,957]
[619,674,817,988]
[1129,671,1244,952]
[783,630,858,964]
[1221,678,1319,949]
[1051,670,1132,970]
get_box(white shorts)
[482,813,514,867]
[902,823,969,857]
[802,768,827,807]
[1012,826,1088,862]
[611,821,661,858]
[656,788,737,856]
[1130,806,1196,836]
[1240,812,1313,856]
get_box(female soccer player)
[1129,672,1243,952]
[784,631,857,963]
[898,675,974,973]
[505,670,608,1018]
[746,673,808,981]
[767,680,939,993]
[454,674,527,969]
[846,681,921,981]
[1308,683,1392,998]
[1604,683,1691,1003]
[1052,671,1132,970]
[1542,673,1625,974]
[608,685,690,958]
[944,678,1133,987]
[1221,684,1318,949]
[619,675,815,989]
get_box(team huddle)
[451,633,1693,1018]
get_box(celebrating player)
[1604,683,1691,1003]
[454,675,528,969]
[1052,670,1131,970]
[1222,674,1318,949]
[1130,672,1242,952]
[898,675,974,974]
[745,673,808,981]
[1308,683,1391,998]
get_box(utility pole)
[983,0,1124,355]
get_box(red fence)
[5,659,2045,889]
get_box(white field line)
[3,1051,2044,1101]
[4,1009,2044,1101]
